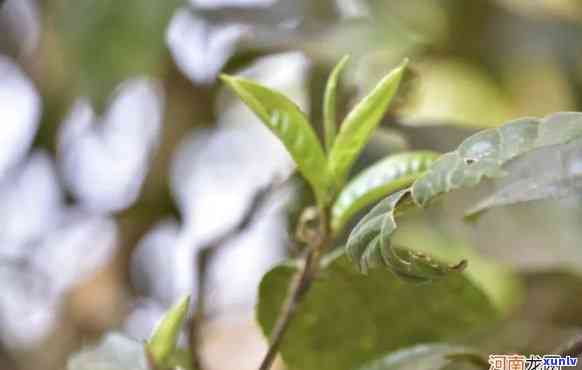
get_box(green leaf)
[465,136,582,218]
[147,295,191,367]
[412,113,582,207]
[346,189,466,279]
[323,55,350,152]
[331,151,438,233]
[399,59,513,128]
[328,59,408,188]
[168,348,196,370]
[356,344,487,370]
[56,0,180,107]
[221,75,331,204]
[391,218,522,314]
[347,112,582,279]
[257,252,498,370]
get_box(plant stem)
[258,208,329,370]
[258,250,315,370]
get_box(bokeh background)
[1,0,582,369]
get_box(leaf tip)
[219,73,234,82]
[450,259,468,272]
[337,54,351,68]
[147,294,191,366]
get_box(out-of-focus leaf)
[412,113,582,207]
[67,333,148,370]
[323,55,350,152]
[400,60,512,128]
[346,189,466,279]
[221,75,331,204]
[55,0,180,106]
[520,271,582,327]
[257,252,498,370]
[368,128,410,155]
[356,344,486,370]
[331,151,438,233]
[147,295,191,367]
[494,0,582,22]
[466,270,582,355]
[466,320,582,356]
[503,57,576,117]
[391,218,522,314]
[466,137,582,218]
[328,60,408,188]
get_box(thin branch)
[258,249,315,370]
[189,182,281,370]
[258,207,330,370]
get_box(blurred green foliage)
[55,0,182,109]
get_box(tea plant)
[68,56,582,370]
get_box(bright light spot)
[131,219,192,306]
[0,151,63,259]
[206,213,286,312]
[0,214,118,349]
[58,78,163,213]
[166,7,249,84]
[31,212,118,296]
[0,56,40,180]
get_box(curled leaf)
[328,59,408,188]
[347,189,466,280]
[331,151,438,233]
[221,75,331,204]
[147,295,190,367]
[323,55,350,152]
[347,112,582,279]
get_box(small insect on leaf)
[328,59,408,188]
[147,295,191,367]
[323,55,350,152]
[221,75,332,204]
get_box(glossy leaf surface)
[412,113,582,207]
[147,295,190,367]
[328,60,408,188]
[222,75,331,204]
[331,151,438,232]
[347,113,582,279]
[323,55,350,152]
